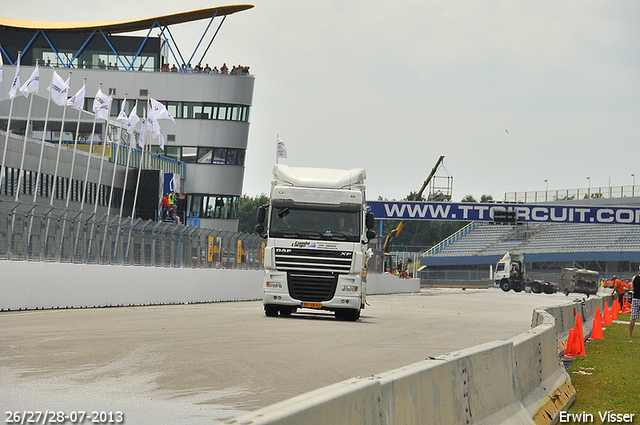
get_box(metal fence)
[0,201,265,269]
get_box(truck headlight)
[341,285,358,292]
[266,281,282,288]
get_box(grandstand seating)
[424,222,640,257]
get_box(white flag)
[48,70,70,106]
[158,132,165,151]
[0,52,3,83]
[277,137,287,159]
[92,87,112,120]
[19,62,40,97]
[117,96,128,123]
[67,83,85,109]
[147,113,162,139]
[149,97,175,123]
[127,101,139,135]
[137,109,146,149]
[8,60,21,100]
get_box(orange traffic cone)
[564,329,577,357]
[612,300,619,320]
[604,302,612,326]
[565,314,586,357]
[591,307,604,339]
[622,295,631,314]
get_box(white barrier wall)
[226,297,601,425]
[0,261,419,311]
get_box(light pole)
[544,179,548,201]
[633,173,636,196]
[587,177,591,198]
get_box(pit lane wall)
[226,296,611,425]
[0,261,418,310]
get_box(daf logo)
[340,252,351,257]
[276,248,292,253]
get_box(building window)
[189,194,239,219]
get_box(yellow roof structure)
[0,5,254,34]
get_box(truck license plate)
[301,302,322,309]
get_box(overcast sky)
[4,1,640,201]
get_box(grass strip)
[565,313,640,422]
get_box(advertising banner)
[367,201,640,225]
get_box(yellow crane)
[381,155,445,255]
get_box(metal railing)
[504,185,640,203]
[0,201,264,269]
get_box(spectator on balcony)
[203,63,211,73]
[170,64,178,72]
[220,63,229,74]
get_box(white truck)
[255,165,376,321]
[495,252,557,294]
[495,252,526,292]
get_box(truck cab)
[256,165,376,321]
[495,252,525,292]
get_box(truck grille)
[275,248,353,302]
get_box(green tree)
[480,194,494,203]
[237,193,269,234]
[462,194,476,202]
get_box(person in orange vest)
[611,275,625,308]
[630,267,640,338]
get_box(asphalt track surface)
[0,287,576,424]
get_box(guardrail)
[226,295,611,425]
[0,201,264,269]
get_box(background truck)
[255,165,376,321]
[495,252,557,293]
[495,252,526,292]
[558,268,599,296]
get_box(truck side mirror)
[256,205,266,224]
[366,212,375,229]
[367,229,377,240]
[255,223,265,235]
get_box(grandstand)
[420,196,640,282]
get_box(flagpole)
[102,94,127,259]
[92,92,113,215]
[49,71,72,206]
[125,101,148,261]
[65,78,86,208]
[119,99,138,218]
[115,99,137,263]
[87,85,113,261]
[0,51,20,195]
[32,66,56,203]
[60,78,85,263]
[79,82,102,211]
[44,70,71,261]
[15,60,39,203]
[74,82,101,262]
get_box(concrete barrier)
[225,296,606,425]
[0,261,418,311]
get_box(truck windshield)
[269,207,361,242]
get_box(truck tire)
[344,309,360,322]
[500,279,511,292]
[513,283,523,292]
[265,305,279,317]
[532,281,542,294]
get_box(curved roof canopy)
[0,5,254,34]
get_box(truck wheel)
[513,284,523,292]
[532,281,542,294]
[265,305,279,317]
[344,309,360,322]
[500,279,511,292]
